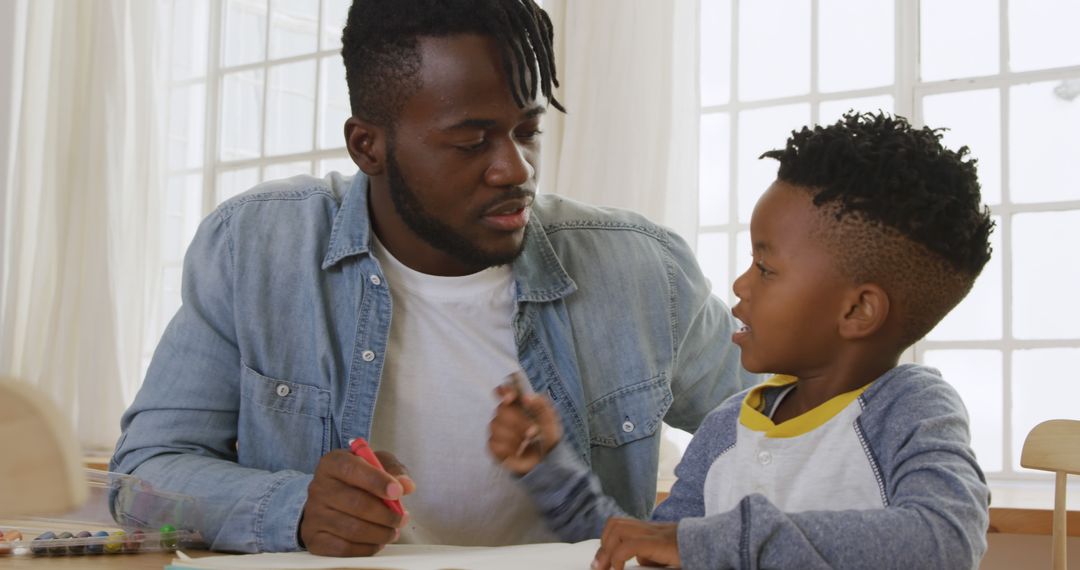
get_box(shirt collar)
[322,173,372,269]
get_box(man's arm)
[660,229,761,433]
[110,210,311,552]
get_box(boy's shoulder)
[860,363,964,413]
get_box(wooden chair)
[0,379,87,517]
[1021,419,1080,570]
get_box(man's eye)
[516,128,543,141]
[457,140,487,152]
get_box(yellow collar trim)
[740,375,871,438]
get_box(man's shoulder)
[214,172,351,222]
[531,194,670,244]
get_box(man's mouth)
[480,198,532,231]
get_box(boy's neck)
[770,350,900,425]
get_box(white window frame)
[697,0,1080,482]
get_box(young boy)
[488,111,994,569]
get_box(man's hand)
[300,449,415,556]
[591,518,680,570]
[487,382,563,475]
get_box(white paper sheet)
[167,540,647,570]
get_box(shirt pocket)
[588,374,673,448]
[238,363,331,473]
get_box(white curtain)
[540,0,702,490]
[0,0,167,451]
[541,0,701,244]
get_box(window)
[696,0,1080,480]
[158,0,354,369]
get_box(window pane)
[696,232,729,299]
[922,349,1003,472]
[322,0,351,50]
[223,0,267,67]
[1013,211,1080,339]
[319,156,356,177]
[320,56,350,150]
[699,112,730,226]
[818,95,894,127]
[269,0,318,59]
[171,0,209,80]
[217,167,259,204]
[168,83,206,170]
[922,89,1002,205]
[920,0,998,81]
[266,61,317,156]
[738,0,809,101]
[818,0,893,92]
[700,0,732,106]
[927,216,1002,341]
[1010,81,1080,204]
[220,69,265,161]
[162,174,204,264]
[1012,348,1080,472]
[736,104,811,222]
[263,160,313,182]
[1009,0,1080,72]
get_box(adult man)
[110,0,756,556]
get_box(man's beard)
[385,146,530,270]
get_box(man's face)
[375,34,544,275]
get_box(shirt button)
[275,384,290,397]
[757,451,772,465]
[621,420,635,433]
[362,350,376,362]
[370,275,382,286]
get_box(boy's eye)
[755,261,772,278]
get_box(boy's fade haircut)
[761,111,994,348]
[340,0,564,128]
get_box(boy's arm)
[110,211,309,553]
[677,378,989,570]
[516,398,736,542]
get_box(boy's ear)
[839,284,890,340]
[344,116,387,176]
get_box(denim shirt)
[110,172,758,553]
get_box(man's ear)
[839,284,890,340]
[344,116,387,176]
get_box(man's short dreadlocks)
[341,0,564,127]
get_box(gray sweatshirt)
[519,364,990,569]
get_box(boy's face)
[731,180,853,376]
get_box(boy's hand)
[487,377,563,475]
[592,518,680,570]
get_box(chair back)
[1021,419,1080,570]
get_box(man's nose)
[485,140,534,188]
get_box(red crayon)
[348,438,405,516]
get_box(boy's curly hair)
[762,111,995,347]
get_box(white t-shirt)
[703,376,885,516]
[368,236,556,546]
